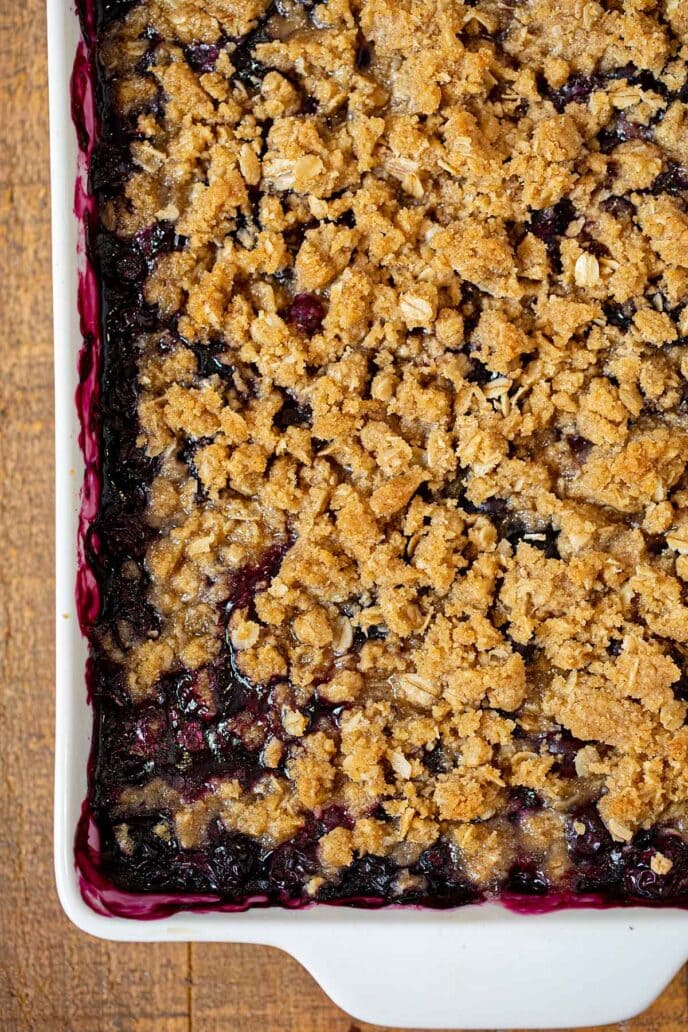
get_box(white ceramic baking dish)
[49,1,688,1025]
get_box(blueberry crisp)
[86,0,688,907]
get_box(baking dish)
[49,0,688,1025]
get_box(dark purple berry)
[205,823,261,895]
[96,234,146,284]
[623,829,688,901]
[184,42,220,73]
[565,804,613,862]
[355,38,372,70]
[90,140,131,194]
[412,841,477,905]
[228,541,290,612]
[506,787,543,822]
[652,163,688,196]
[506,521,560,559]
[230,27,269,87]
[274,396,312,430]
[135,220,184,259]
[95,0,139,29]
[268,837,317,891]
[317,805,354,832]
[506,860,549,895]
[192,340,234,380]
[566,434,592,461]
[607,637,623,657]
[287,292,325,335]
[542,729,584,777]
[604,299,635,330]
[598,117,652,154]
[176,720,205,752]
[550,74,602,112]
[601,195,635,220]
[529,199,575,243]
[423,744,451,774]
[334,854,398,900]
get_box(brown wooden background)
[2,0,688,1028]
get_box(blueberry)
[566,434,592,461]
[506,860,549,895]
[604,300,635,331]
[96,234,146,284]
[423,744,451,774]
[229,26,269,87]
[623,829,688,901]
[651,163,688,196]
[268,836,317,891]
[304,695,344,733]
[607,637,623,657]
[96,505,153,560]
[506,522,560,559]
[413,841,477,905]
[176,720,205,752]
[134,43,158,75]
[355,37,372,70]
[529,199,575,244]
[506,787,543,822]
[108,579,160,645]
[565,804,613,862]
[542,729,584,777]
[287,293,325,335]
[333,854,398,901]
[574,844,626,895]
[447,479,508,517]
[207,826,260,895]
[601,195,636,220]
[184,42,221,73]
[550,74,602,112]
[135,220,185,259]
[192,340,234,380]
[205,721,262,785]
[598,117,652,154]
[274,396,312,430]
[97,706,167,790]
[90,140,131,194]
[228,541,291,612]
[94,0,139,29]
[105,814,210,894]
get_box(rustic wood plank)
[0,4,190,1031]
[0,0,686,1029]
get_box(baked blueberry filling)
[79,0,688,911]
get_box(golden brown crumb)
[96,0,688,898]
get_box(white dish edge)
[48,0,688,1025]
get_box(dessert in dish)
[84,0,688,908]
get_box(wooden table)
[2,0,687,1028]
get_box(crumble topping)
[91,0,688,903]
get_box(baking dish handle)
[284,907,688,1029]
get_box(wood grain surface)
[1,0,687,1029]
